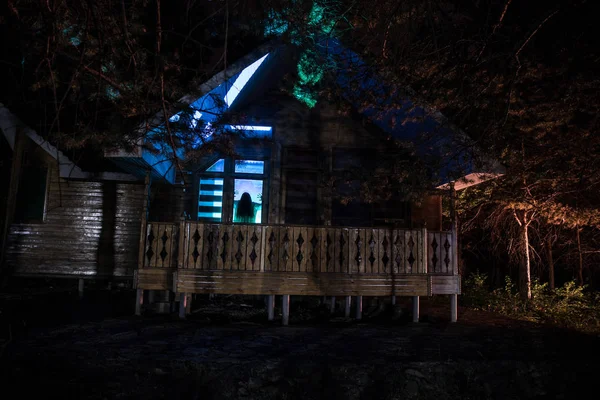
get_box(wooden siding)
[6,167,145,277]
[175,271,430,296]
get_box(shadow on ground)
[1,287,599,399]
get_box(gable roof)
[104,42,292,184]
[109,38,502,189]
[0,104,136,181]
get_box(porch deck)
[134,222,460,297]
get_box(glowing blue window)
[206,159,225,172]
[233,179,263,223]
[223,54,269,107]
[235,160,264,174]
[198,178,223,222]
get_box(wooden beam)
[173,270,430,296]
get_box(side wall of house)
[5,141,145,278]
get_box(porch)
[134,220,460,323]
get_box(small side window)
[14,166,48,223]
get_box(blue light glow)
[224,54,269,107]
[228,125,272,131]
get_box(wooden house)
[0,42,502,323]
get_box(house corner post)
[0,127,26,277]
[450,182,459,276]
[450,182,459,322]
[177,215,186,269]
[137,172,151,271]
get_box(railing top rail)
[148,220,452,234]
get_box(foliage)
[463,272,600,333]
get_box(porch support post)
[178,292,187,319]
[355,296,363,320]
[135,289,144,316]
[450,294,458,322]
[282,295,290,326]
[391,296,396,305]
[412,296,420,322]
[267,295,275,321]
[344,296,351,317]
[185,293,192,314]
[78,278,84,299]
[329,296,336,314]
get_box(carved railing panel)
[427,231,454,274]
[175,223,439,274]
[144,222,178,268]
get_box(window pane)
[198,178,223,221]
[206,159,225,172]
[233,179,263,223]
[15,166,47,222]
[234,160,264,174]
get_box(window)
[14,165,49,223]
[197,157,268,223]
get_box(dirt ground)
[1,285,599,399]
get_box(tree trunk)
[546,239,555,291]
[521,221,532,300]
[576,227,584,286]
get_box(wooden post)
[422,226,428,274]
[267,295,275,321]
[450,294,458,322]
[355,296,363,320]
[344,296,351,317]
[282,294,290,326]
[185,293,192,314]
[137,173,151,270]
[78,278,84,299]
[179,292,187,319]
[391,296,396,305]
[177,216,186,268]
[450,182,459,276]
[412,296,420,322]
[329,296,336,314]
[135,288,144,316]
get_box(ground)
[1,282,599,399]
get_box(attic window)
[223,53,269,107]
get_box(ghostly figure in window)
[234,192,258,223]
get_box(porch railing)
[140,222,456,275]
